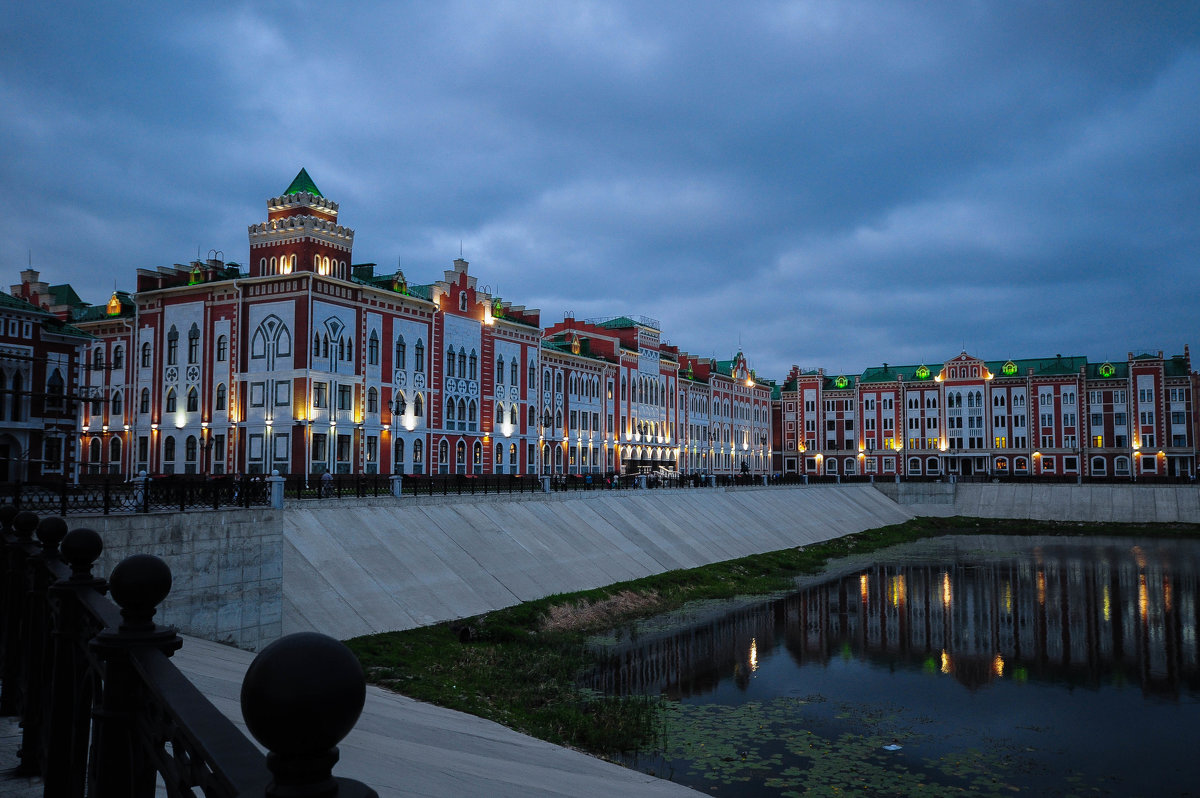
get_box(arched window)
[458,398,467,428]
[509,405,517,425]
[446,346,456,377]
[270,256,277,274]
[468,350,477,380]
[446,399,456,422]
[110,438,121,463]
[414,394,423,417]
[394,392,407,415]
[164,436,176,462]
[908,457,921,474]
[89,438,101,463]
[467,399,477,428]
[344,337,352,361]
[528,406,535,428]
[141,342,152,368]
[456,440,466,474]
[395,438,405,472]
[1114,456,1130,476]
[511,359,519,386]
[166,388,177,413]
[495,403,504,424]
[140,388,150,414]
[338,338,345,360]
[261,257,268,274]
[112,391,123,415]
[529,362,536,389]
[112,346,124,369]
[188,324,200,364]
[414,340,424,372]
[413,438,423,472]
[555,373,563,393]
[458,348,467,377]
[217,336,228,362]
[367,387,379,414]
[167,326,179,365]
[509,443,517,468]
[1091,456,1107,475]
[185,436,198,462]
[396,336,406,370]
[473,441,482,474]
[215,383,226,411]
[322,335,329,358]
[368,330,379,365]
[186,387,198,412]
[497,356,505,384]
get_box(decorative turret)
[248,169,354,280]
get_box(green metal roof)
[49,283,85,308]
[1085,361,1128,379]
[0,292,44,314]
[1165,356,1190,377]
[597,316,638,329]
[985,355,1087,378]
[860,364,935,383]
[284,168,322,198]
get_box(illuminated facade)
[776,350,1197,478]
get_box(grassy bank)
[345,516,1200,755]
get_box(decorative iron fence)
[3,476,271,516]
[0,505,376,797]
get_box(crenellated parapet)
[267,191,339,218]
[248,214,355,252]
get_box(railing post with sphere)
[88,554,183,798]
[45,526,106,798]
[241,632,379,797]
[18,515,69,776]
[0,511,40,716]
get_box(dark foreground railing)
[4,475,272,516]
[0,505,377,798]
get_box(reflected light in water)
[942,572,952,608]
[860,573,869,606]
[1132,545,1146,569]
[1004,582,1012,614]
[940,650,952,675]
[1103,584,1111,622]
[749,638,758,672]
[1037,571,1046,605]
[1164,575,1173,613]
[1139,574,1148,621]
[890,574,906,608]
[993,653,1005,677]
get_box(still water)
[588,535,1200,797]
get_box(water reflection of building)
[589,542,1200,699]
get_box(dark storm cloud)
[2,1,1197,378]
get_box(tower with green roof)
[248,168,354,280]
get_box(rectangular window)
[1114,412,1126,426]
[1141,433,1155,448]
[1064,456,1078,472]
[314,383,327,408]
[1042,456,1056,472]
[336,434,351,462]
[274,434,289,460]
[312,433,327,461]
[1092,435,1103,447]
[337,385,352,410]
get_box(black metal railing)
[403,473,543,496]
[0,505,377,797]
[3,476,272,516]
[285,473,396,500]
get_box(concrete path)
[282,485,917,639]
[173,636,699,797]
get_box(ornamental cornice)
[266,192,339,215]
[248,216,355,248]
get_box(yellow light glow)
[1004,583,1012,614]
[940,650,952,674]
[992,654,1004,677]
[942,572,952,608]
[1102,584,1111,622]
[860,573,869,605]
[1138,573,1148,621]
[1164,575,1172,612]
[890,574,906,607]
[1037,571,1046,605]
[749,638,758,672]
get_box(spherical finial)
[12,511,38,541]
[36,516,68,555]
[241,633,366,787]
[108,554,172,631]
[61,528,104,581]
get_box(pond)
[587,535,1200,797]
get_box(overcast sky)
[3,2,1197,379]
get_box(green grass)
[345,516,1200,755]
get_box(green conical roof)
[283,168,322,198]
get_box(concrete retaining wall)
[281,485,916,640]
[77,509,283,650]
[878,481,1200,523]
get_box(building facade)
[776,350,1197,479]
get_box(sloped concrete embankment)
[874,481,1200,523]
[281,485,915,639]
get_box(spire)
[283,168,322,198]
